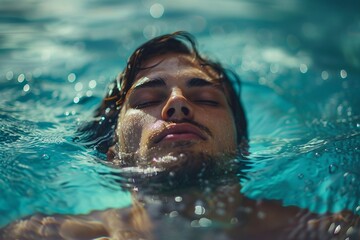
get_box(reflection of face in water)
[114,53,238,173]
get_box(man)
[1,32,357,239]
[83,31,248,169]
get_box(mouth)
[154,123,207,144]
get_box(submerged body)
[1,166,357,240]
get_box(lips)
[154,123,207,144]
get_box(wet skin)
[116,53,238,164]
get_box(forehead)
[134,53,219,83]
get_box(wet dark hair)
[76,31,248,154]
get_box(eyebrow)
[133,77,166,90]
[187,77,220,88]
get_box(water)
[1,0,360,238]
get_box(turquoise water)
[1,0,359,237]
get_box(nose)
[161,88,194,121]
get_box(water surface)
[0,0,359,238]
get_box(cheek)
[208,111,237,149]
[116,110,146,153]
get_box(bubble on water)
[355,206,360,214]
[150,3,164,18]
[174,196,182,202]
[300,63,308,73]
[216,208,225,216]
[23,84,30,92]
[179,153,187,161]
[334,225,341,234]
[340,69,347,79]
[321,70,329,80]
[347,226,355,236]
[328,164,338,174]
[73,96,80,104]
[314,152,321,157]
[190,220,200,228]
[86,90,93,97]
[199,218,212,227]
[270,63,279,73]
[88,79,97,89]
[6,71,14,80]
[230,217,238,224]
[343,172,356,186]
[143,24,161,39]
[68,73,76,82]
[258,77,267,85]
[169,211,178,218]
[328,223,341,235]
[194,205,206,215]
[18,73,25,83]
[74,82,83,91]
[257,211,266,219]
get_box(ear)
[106,145,116,161]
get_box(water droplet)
[88,79,97,89]
[355,206,360,214]
[257,211,266,219]
[346,226,355,236]
[190,220,200,228]
[150,3,164,18]
[333,224,341,234]
[68,73,76,82]
[321,70,329,80]
[86,90,93,97]
[270,63,279,73]
[169,211,178,218]
[300,63,308,73]
[73,96,80,103]
[6,71,13,80]
[329,164,338,174]
[230,217,238,224]
[18,73,25,83]
[199,218,212,227]
[23,84,30,92]
[340,69,347,79]
[174,196,182,202]
[194,205,206,215]
[74,82,83,91]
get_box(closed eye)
[194,100,219,106]
[135,100,162,109]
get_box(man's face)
[115,53,237,166]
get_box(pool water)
[1,0,359,238]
